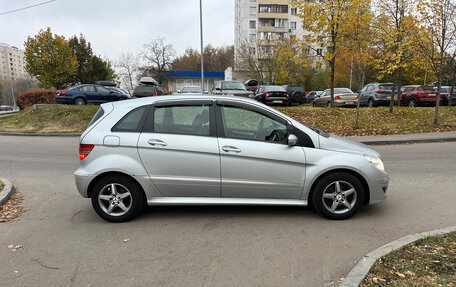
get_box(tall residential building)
[0,43,30,82]
[234,0,325,65]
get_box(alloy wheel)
[321,180,357,215]
[98,183,132,217]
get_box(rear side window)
[80,85,95,92]
[112,106,148,132]
[153,105,210,136]
[88,108,105,127]
[379,84,393,90]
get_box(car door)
[79,85,98,103]
[216,100,306,199]
[359,85,368,105]
[95,85,118,103]
[137,100,220,197]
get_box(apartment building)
[0,43,30,82]
[234,0,325,61]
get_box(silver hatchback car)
[75,95,388,222]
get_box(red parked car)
[400,85,441,107]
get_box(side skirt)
[147,197,307,206]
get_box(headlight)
[364,154,385,171]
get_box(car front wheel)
[408,98,418,107]
[91,175,144,222]
[312,172,364,220]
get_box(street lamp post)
[200,0,204,92]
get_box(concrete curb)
[0,132,81,137]
[359,137,456,145]
[0,177,15,207]
[339,225,456,287]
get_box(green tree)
[82,56,116,83]
[68,34,93,84]
[24,27,78,89]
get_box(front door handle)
[147,139,167,147]
[222,145,241,153]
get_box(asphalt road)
[1,135,455,287]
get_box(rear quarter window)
[112,106,148,132]
[88,108,105,127]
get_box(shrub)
[17,89,57,109]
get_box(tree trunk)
[449,67,455,107]
[354,73,364,129]
[397,67,403,107]
[330,58,335,108]
[389,70,396,113]
[434,74,442,124]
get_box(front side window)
[220,105,287,144]
[154,104,210,136]
[96,86,111,93]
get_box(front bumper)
[359,163,389,204]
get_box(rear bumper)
[334,99,357,106]
[74,169,94,198]
[264,97,291,105]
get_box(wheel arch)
[307,168,370,206]
[87,171,147,203]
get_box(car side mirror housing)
[288,134,298,146]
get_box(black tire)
[408,98,418,107]
[75,98,86,105]
[327,101,332,107]
[368,98,375,108]
[312,101,317,107]
[91,175,144,222]
[311,172,364,220]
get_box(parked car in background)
[56,84,129,105]
[440,86,456,106]
[255,85,291,105]
[132,77,166,98]
[0,105,13,111]
[107,87,131,98]
[244,79,259,93]
[75,94,388,222]
[306,91,323,104]
[283,85,306,105]
[359,83,393,107]
[311,88,358,107]
[178,86,203,94]
[95,81,116,87]
[212,81,254,98]
[400,85,440,107]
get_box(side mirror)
[215,87,221,91]
[288,134,298,146]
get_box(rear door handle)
[147,139,167,147]
[222,145,241,153]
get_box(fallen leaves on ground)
[0,192,24,222]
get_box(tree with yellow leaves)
[292,0,353,107]
[412,0,456,124]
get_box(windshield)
[222,81,246,90]
[182,87,202,93]
[334,88,353,94]
[419,86,435,91]
[264,85,286,92]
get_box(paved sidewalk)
[350,131,456,145]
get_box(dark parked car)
[306,91,323,104]
[255,85,290,105]
[132,77,166,98]
[212,81,254,98]
[359,83,393,107]
[440,86,456,106]
[400,85,440,107]
[56,84,129,105]
[282,85,306,105]
[244,79,259,93]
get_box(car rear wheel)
[75,98,86,105]
[91,175,144,222]
[312,172,364,220]
[408,98,418,107]
[327,101,332,107]
[312,101,317,107]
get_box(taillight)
[335,95,341,99]
[79,144,94,160]
[152,93,158,97]
[60,91,67,95]
[286,93,290,99]
[446,93,450,98]
[265,92,269,98]
[132,93,136,98]
[418,91,424,95]
[375,90,385,93]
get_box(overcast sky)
[0,0,235,61]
